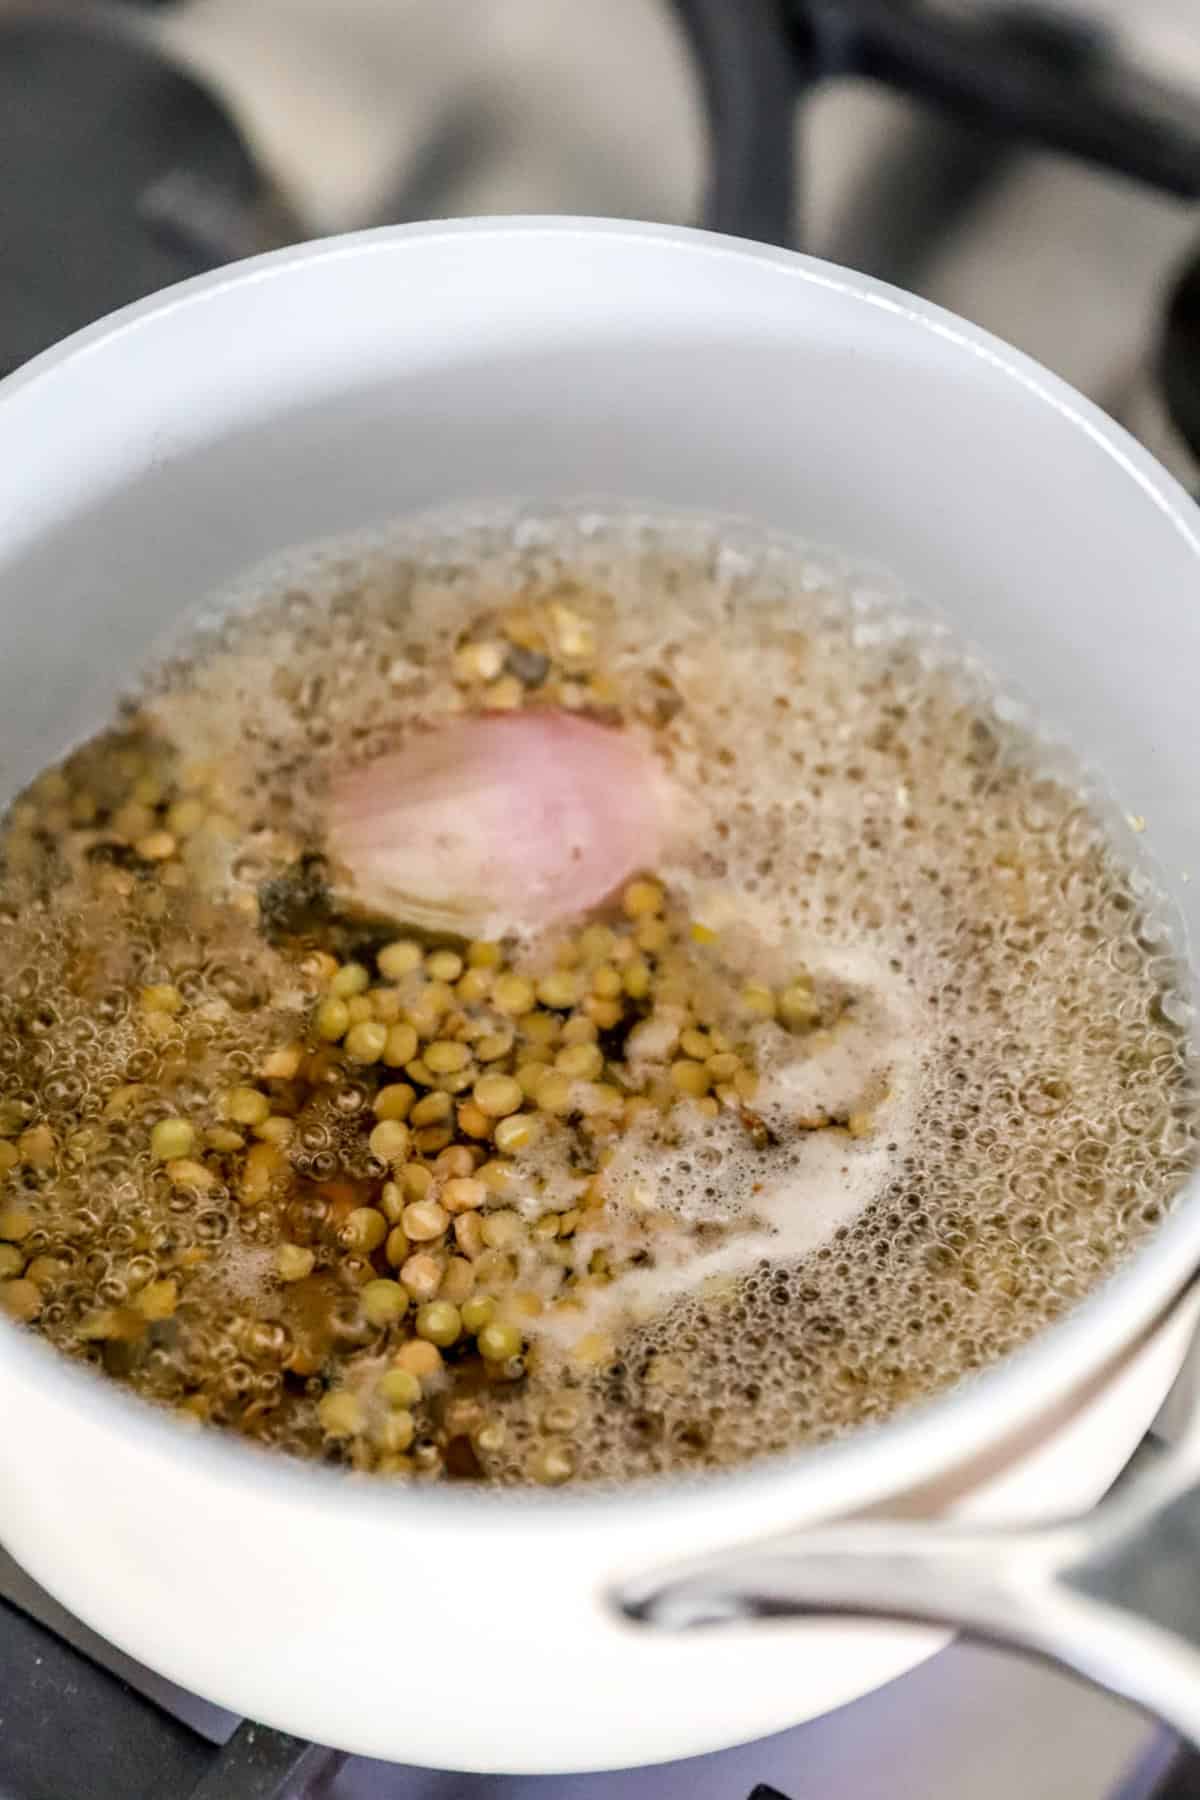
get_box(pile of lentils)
[0,603,833,1485]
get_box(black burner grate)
[1160,249,1200,472]
[0,1550,343,1800]
[0,1592,341,1800]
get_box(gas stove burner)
[0,5,296,378]
[1160,246,1200,474]
[671,0,1200,251]
[6,0,1200,384]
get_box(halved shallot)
[327,709,672,937]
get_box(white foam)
[6,500,1196,1485]
[534,944,926,1347]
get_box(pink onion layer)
[327,710,669,937]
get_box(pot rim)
[2,214,1198,1543]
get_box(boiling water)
[0,506,1195,1485]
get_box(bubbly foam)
[1,503,1196,1484]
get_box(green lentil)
[315,996,351,1041]
[477,1320,523,1363]
[225,1086,271,1127]
[460,1295,495,1334]
[383,1023,420,1068]
[377,940,423,979]
[415,1300,461,1347]
[379,1367,422,1408]
[425,1039,471,1074]
[473,1073,524,1118]
[276,1244,315,1282]
[426,950,464,982]
[368,1119,411,1163]
[330,961,370,997]
[344,1021,388,1064]
[150,1118,194,1162]
[361,1279,409,1327]
[555,1042,603,1081]
[341,1208,388,1254]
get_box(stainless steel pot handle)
[616,1385,1200,1743]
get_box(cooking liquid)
[0,507,1195,1485]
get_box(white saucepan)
[1,219,1199,1774]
